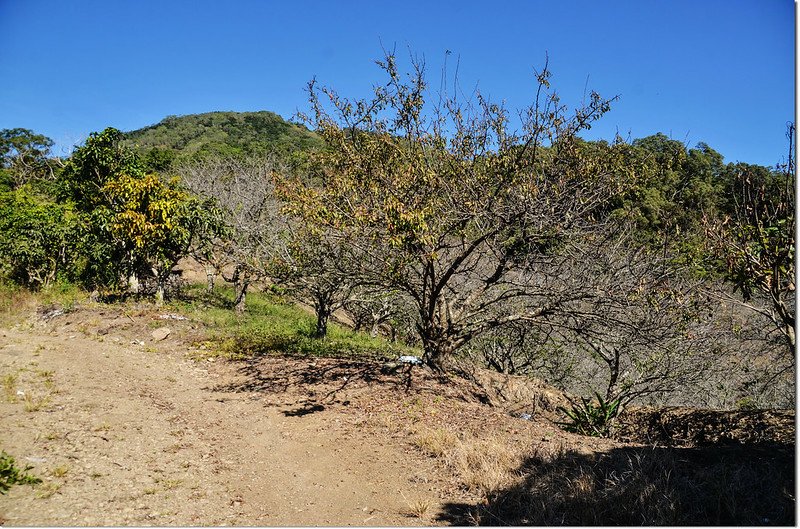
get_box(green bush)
[0,187,79,288]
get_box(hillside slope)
[0,295,793,526]
[123,111,321,168]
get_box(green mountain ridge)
[123,110,322,169]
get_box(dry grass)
[35,481,62,499]
[23,392,51,412]
[2,372,18,402]
[414,427,524,497]
[413,428,458,458]
[4,365,58,412]
[448,437,522,495]
[469,443,795,526]
[407,499,432,518]
[49,465,70,478]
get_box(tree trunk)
[369,319,381,338]
[234,280,248,314]
[231,265,249,314]
[128,273,140,295]
[314,308,329,339]
[206,266,215,292]
[153,265,169,307]
[313,289,335,339]
[420,331,455,372]
[155,281,165,307]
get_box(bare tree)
[344,286,405,338]
[548,233,721,407]
[278,52,646,370]
[177,156,284,313]
[271,224,357,338]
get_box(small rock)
[158,313,187,321]
[151,327,171,341]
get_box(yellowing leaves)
[102,172,196,256]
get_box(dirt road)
[0,311,449,525]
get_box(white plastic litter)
[398,355,423,365]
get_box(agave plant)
[557,391,621,437]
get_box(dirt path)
[0,315,448,525]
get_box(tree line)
[0,54,793,410]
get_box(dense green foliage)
[0,187,78,288]
[0,128,56,189]
[123,111,322,170]
[60,128,220,301]
[0,127,220,303]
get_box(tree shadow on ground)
[436,440,794,526]
[211,354,465,405]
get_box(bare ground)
[0,302,577,526]
[0,300,794,526]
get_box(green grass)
[0,278,84,326]
[170,283,419,361]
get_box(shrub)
[0,451,41,494]
[558,392,621,437]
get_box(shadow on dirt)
[436,438,794,526]
[282,403,326,417]
[211,354,497,413]
[211,356,433,404]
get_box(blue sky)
[0,0,794,165]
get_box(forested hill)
[123,111,322,170]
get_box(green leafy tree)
[101,172,209,304]
[59,128,209,302]
[0,128,57,189]
[705,125,796,352]
[0,186,78,288]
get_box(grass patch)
[413,429,522,496]
[0,279,84,326]
[0,281,37,325]
[414,428,458,458]
[407,498,432,518]
[49,465,69,478]
[172,284,418,361]
[2,373,18,402]
[23,392,51,412]
[448,437,521,495]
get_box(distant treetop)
[123,111,322,170]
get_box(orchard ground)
[0,285,793,525]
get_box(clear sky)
[0,0,794,165]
